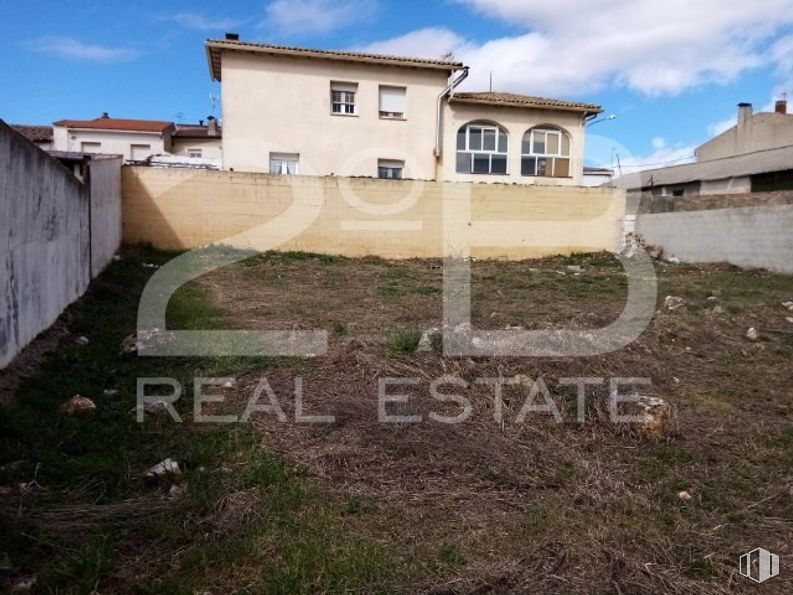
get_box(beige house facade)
[207,38,601,185]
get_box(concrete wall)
[1,122,89,368]
[1,122,122,368]
[52,126,167,161]
[89,156,123,276]
[636,191,793,274]
[696,111,793,161]
[122,166,625,260]
[700,176,752,195]
[441,102,586,185]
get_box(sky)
[3,0,793,171]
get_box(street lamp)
[587,114,617,127]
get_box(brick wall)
[122,167,626,260]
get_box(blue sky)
[3,0,793,170]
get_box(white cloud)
[262,0,377,36]
[360,27,470,61]
[707,115,737,138]
[158,13,242,32]
[365,0,793,97]
[26,36,139,62]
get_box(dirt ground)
[197,251,793,593]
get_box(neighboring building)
[171,117,223,161]
[697,100,793,161]
[206,36,602,185]
[583,166,614,187]
[614,144,793,198]
[52,114,174,162]
[10,124,53,150]
[615,100,793,198]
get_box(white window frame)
[80,141,101,153]
[130,143,152,161]
[379,86,406,119]
[377,159,405,179]
[331,82,358,115]
[187,148,202,158]
[456,122,509,175]
[521,127,571,178]
[269,153,299,175]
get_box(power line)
[618,154,695,169]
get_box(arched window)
[456,121,508,175]
[522,126,571,178]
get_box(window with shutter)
[379,86,406,119]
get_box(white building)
[206,36,602,185]
[52,114,174,161]
[171,117,223,161]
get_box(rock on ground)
[664,296,686,311]
[59,395,96,415]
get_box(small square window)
[270,153,299,175]
[331,82,358,115]
[378,159,404,179]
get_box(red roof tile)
[10,124,53,143]
[53,116,173,133]
[451,92,602,114]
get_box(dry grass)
[196,251,793,593]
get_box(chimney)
[101,111,109,118]
[199,119,204,126]
[737,102,752,126]
[207,116,218,137]
[225,32,239,41]
[775,99,788,114]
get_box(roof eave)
[207,42,221,81]
[52,125,169,134]
[205,40,464,78]
[450,97,602,115]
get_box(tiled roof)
[172,123,222,138]
[53,116,173,133]
[10,124,53,143]
[612,144,793,190]
[206,39,464,81]
[450,92,602,114]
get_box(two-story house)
[206,36,602,185]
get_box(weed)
[386,329,421,353]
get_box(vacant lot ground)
[2,247,792,594]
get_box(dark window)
[456,122,509,174]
